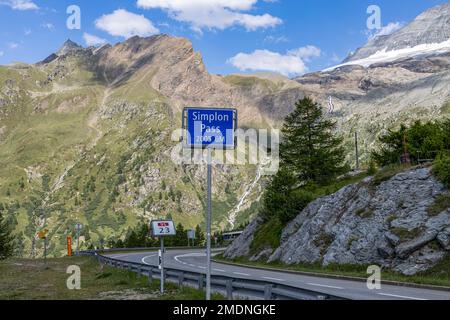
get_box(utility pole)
[355,132,360,171]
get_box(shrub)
[433,152,450,188]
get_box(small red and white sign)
[151,220,176,237]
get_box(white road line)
[174,253,204,264]
[307,283,344,290]
[377,293,427,300]
[141,254,157,265]
[262,276,285,282]
[213,268,226,272]
[198,266,206,269]
[109,253,135,259]
[233,272,250,276]
[188,264,195,267]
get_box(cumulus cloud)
[0,51,4,57]
[83,33,107,47]
[95,9,159,38]
[8,42,19,49]
[288,45,321,61]
[368,22,404,39]
[228,45,321,76]
[136,0,282,32]
[0,0,38,10]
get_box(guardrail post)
[137,265,142,275]
[148,268,153,285]
[226,279,233,300]
[198,274,204,290]
[264,284,273,300]
[178,272,184,287]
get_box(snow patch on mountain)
[324,38,450,71]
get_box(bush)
[278,189,315,224]
[433,152,450,188]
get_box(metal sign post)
[159,237,165,294]
[206,147,212,300]
[182,107,237,300]
[150,220,176,294]
[187,229,196,247]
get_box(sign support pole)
[44,236,47,266]
[160,237,165,294]
[76,228,80,256]
[206,147,212,300]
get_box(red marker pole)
[67,236,72,257]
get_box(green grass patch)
[0,256,222,300]
[427,195,450,217]
[390,227,423,242]
[249,217,283,255]
[370,164,411,187]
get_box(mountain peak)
[58,39,83,56]
[344,2,450,63]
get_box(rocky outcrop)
[224,167,449,275]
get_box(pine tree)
[280,97,347,186]
[195,224,205,247]
[0,209,14,260]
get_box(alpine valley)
[1,2,449,257]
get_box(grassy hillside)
[0,56,261,257]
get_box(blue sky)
[0,0,448,76]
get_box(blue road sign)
[183,107,237,149]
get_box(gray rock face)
[223,216,263,259]
[345,3,450,62]
[226,167,449,275]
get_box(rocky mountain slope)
[0,36,277,256]
[224,167,449,275]
[345,2,450,63]
[1,3,450,257]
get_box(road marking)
[307,283,344,290]
[109,254,130,259]
[141,254,157,265]
[377,293,427,300]
[174,253,204,265]
[262,276,285,282]
[233,272,250,276]
[213,268,226,272]
[188,264,195,267]
[198,266,206,269]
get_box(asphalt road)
[107,249,450,300]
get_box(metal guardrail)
[81,250,348,300]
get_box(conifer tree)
[280,97,347,186]
[0,209,14,260]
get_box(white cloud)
[8,42,19,49]
[136,0,282,32]
[42,23,55,30]
[0,0,38,10]
[0,51,4,57]
[83,33,107,47]
[95,9,160,38]
[288,45,321,62]
[228,45,321,76]
[24,29,32,36]
[264,35,289,44]
[368,22,404,39]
